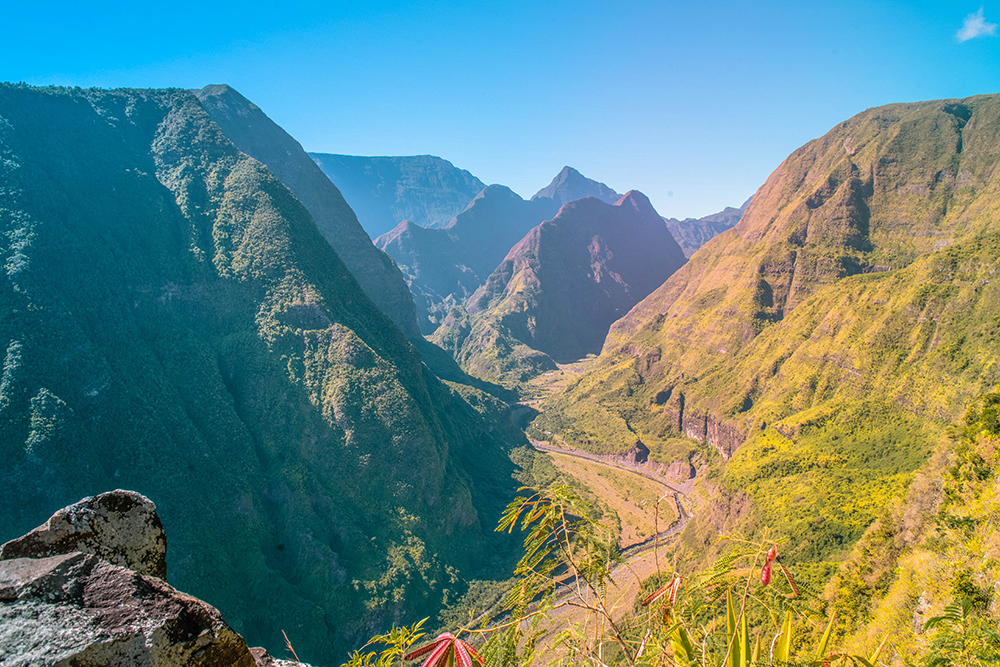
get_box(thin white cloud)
[957,7,997,42]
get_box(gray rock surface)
[0,552,255,667]
[0,490,167,580]
[250,647,310,667]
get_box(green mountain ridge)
[0,84,522,664]
[195,84,420,337]
[536,93,1000,561]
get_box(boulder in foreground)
[0,490,167,580]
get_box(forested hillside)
[0,84,523,664]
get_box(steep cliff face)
[0,84,519,664]
[309,153,486,236]
[538,94,1000,557]
[433,191,686,384]
[195,85,419,336]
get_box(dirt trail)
[512,360,700,657]
[525,442,696,659]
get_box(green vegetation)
[431,305,558,390]
[347,390,1000,665]
[0,84,527,664]
[531,95,1000,590]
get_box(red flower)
[642,574,681,606]
[761,562,772,586]
[404,632,484,667]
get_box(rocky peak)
[616,190,658,219]
[532,166,621,206]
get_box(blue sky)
[3,1,998,218]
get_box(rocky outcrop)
[0,491,314,667]
[0,552,256,667]
[0,490,167,579]
[250,647,306,667]
[661,391,746,460]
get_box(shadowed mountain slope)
[309,153,486,236]
[433,191,686,385]
[536,94,1000,559]
[376,170,621,334]
[195,84,419,336]
[663,197,751,258]
[0,84,521,664]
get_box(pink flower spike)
[404,633,455,666]
[418,640,452,667]
[642,584,668,606]
[454,641,474,667]
[761,562,772,586]
[669,575,681,606]
[457,639,484,666]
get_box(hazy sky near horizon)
[3,1,998,219]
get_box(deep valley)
[1,82,999,667]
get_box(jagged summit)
[662,198,750,258]
[376,183,562,332]
[615,189,659,217]
[532,166,621,206]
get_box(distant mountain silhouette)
[376,169,621,333]
[532,166,621,206]
[662,197,751,258]
[309,154,486,237]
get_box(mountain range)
[0,83,523,664]
[663,197,751,257]
[375,167,622,333]
[432,191,687,385]
[5,76,998,667]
